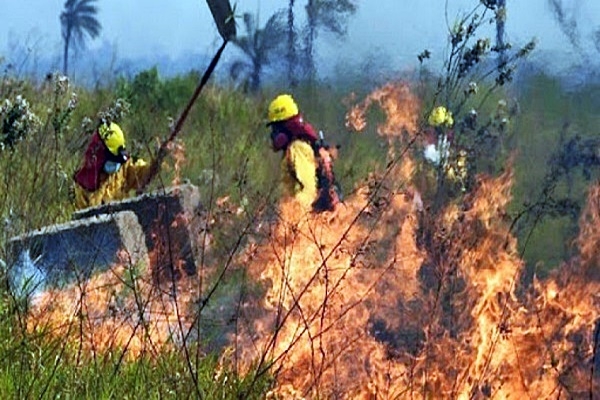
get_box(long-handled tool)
[137,0,236,193]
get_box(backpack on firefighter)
[312,131,342,212]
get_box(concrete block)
[7,211,147,295]
[72,184,203,278]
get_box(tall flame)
[24,82,600,398]
[231,83,600,398]
[166,139,186,186]
[346,82,420,141]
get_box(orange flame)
[346,82,421,140]
[166,139,186,186]
[230,85,600,398]
[232,155,599,398]
[25,82,600,398]
[28,256,195,360]
[27,210,199,360]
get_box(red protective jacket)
[74,132,110,191]
[270,114,319,151]
[73,131,151,209]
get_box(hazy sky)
[1,0,599,72]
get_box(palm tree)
[230,11,286,92]
[60,0,101,75]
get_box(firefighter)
[424,106,454,166]
[73,121,152,209]
[267,94,339,212]
[426,106,468,192]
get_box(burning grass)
[18,82,600,398]
[230,83,600,398]
[27,252,197,360]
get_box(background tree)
[495,0,507,67]
[287,0,298,86]
[546,0,586,57]
[60,0,101,75]
[303,0,357,80]
[229,11,286,92]
[594,28,600,54]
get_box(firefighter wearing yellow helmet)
[267,94,341,212]
[426,106,469,192]
[73,121,152,209]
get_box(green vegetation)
[1,1,600,394]
[0,67,381,397]
[1,63,598,396]
[0,312,272,399]
[510,73,600,275]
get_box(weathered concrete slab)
[72,184,203,278]
[7,211,148,295]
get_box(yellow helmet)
[98,122,125,156]
[428,106,454,127]
[268,94,299,124]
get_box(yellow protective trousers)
[281,140,318,209]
